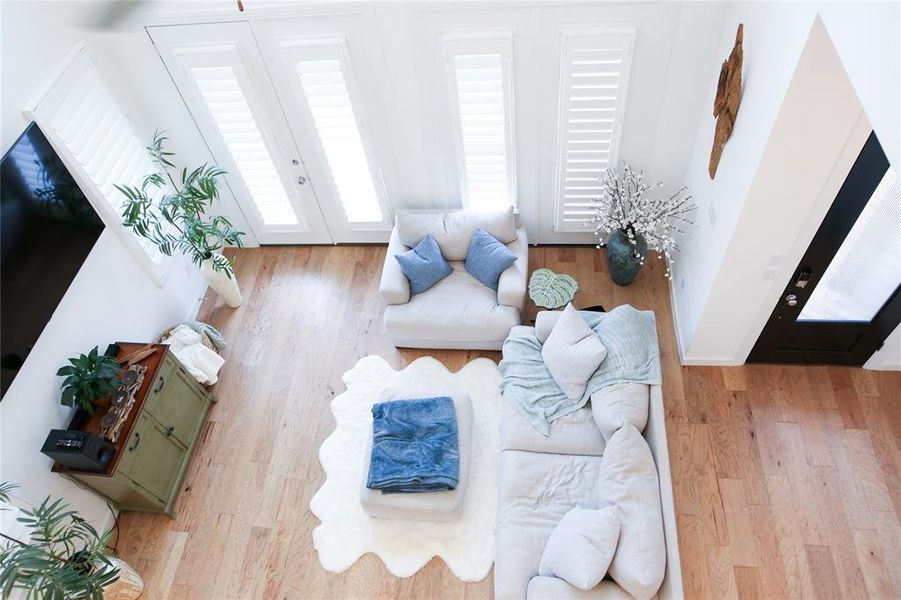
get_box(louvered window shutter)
[445,36,516,210]
[296,52,385,224]
[187,64,299,227]
[555,29,634,232]
[28,46,166,273]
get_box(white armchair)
[380,208,529,350]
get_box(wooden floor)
[118,246,901,600]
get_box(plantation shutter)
[28,46,166,273]
[554,29,635,232]
[294,44,387,224]
[187,63,300,227]
[445,36,516,210]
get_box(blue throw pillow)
[395,234,453,295]
[465,227,517,291]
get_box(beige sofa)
[379,208,528,350]
[495,324,683,600]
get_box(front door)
[748,132,901,365]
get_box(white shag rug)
[310,355,501,581]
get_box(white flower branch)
[586,163,697,278]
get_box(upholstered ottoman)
[360,385,473,521]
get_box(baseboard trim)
[667,278,744,366]
[667,277,689,365]
[189,278,209,320]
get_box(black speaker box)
[41,430,115,473]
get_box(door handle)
[154,376,165,393]
[793,267,812,289]
[128,432,141,452]
[785,294,798,307]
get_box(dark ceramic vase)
[606,229,647,286]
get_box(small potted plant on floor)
[57,346,121,428]
[116,132,245,307]
[587,164,696,285]
[0,482,143,599]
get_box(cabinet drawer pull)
[128,432,141,452]
[153,376,165,394]
[165,425,175,437]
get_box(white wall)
[0,0,219,528]
[671,2,900,366]
[138,1,728,244]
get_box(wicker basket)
[156,326,219,354]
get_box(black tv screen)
[1,123,105,398]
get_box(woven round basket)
[156,326,218,354]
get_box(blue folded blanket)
[367,396,460,493]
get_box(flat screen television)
[1,122,105,398]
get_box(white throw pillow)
[542,304,607,402]
[597,425,665,600]
[395,208,517,261]
[538,506,621,590]
[590,383,650,442]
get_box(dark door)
[748,132,901,365]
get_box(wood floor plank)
[733,566,762,600]
[113,246,901,599]
[719,478,758,567]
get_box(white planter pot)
[200,253,242,308]
[102,557,144,600]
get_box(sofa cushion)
[500,396,606,456]
[590,383,650,442]
[538,506,621,590]
[527,577,636,600]
[536,309,602,344]
[597,425,665,600]
[465,228,518,290]
[396,208,517,260]
[495,450,602,600]
[394,233,453,294]
[542,304,607,402]
[383,263,520,349]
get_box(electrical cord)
[105,500,120,555]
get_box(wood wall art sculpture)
[709,23,744,179]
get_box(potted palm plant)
[0,482,142,600]
[586,163,696,285]
[116,132,245,307]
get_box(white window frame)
[24,43,168,285]
[553,26,635,233]
[443,32,517,210]
[278,35,392,231]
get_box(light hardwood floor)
[118,246,901,599]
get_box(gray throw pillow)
[597,425,665,600]
[591,383,650,442]
[542,303,607,401]
[538,506,621,590]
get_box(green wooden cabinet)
[62,345,214,516]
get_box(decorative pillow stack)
[394,214,518,295]
[541,303,607,402]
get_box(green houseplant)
[116,131,245,307]
[0,482,121,599]
[56,347,120,414]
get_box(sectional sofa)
[495,322,682,599]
